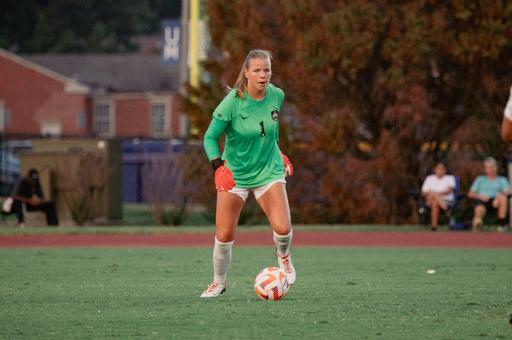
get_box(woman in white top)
[421,162,456,231]
[501,84,512,140]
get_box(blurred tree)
[0,0,180,53]
[185,0,512,223]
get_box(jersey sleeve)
[273,85,285,145]
[213,90,236,122]
[203,118,229,161]
[470,177,481,194]
[203,91,236,161]
[500,177,510,192]
[15,178,32,198]
[276,87,284,111]
[448,175,456,189]
[421,176,431,193]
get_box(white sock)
[273,230,292,257]
[213,238,234,284]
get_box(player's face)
[434,164,446,177]
[245,57,271,94]
[484,162,497,177]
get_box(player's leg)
[39,202,59,226]
[11,200,25,227]
[493,193,507,231]
[256,181,296,284]
[201,191,245,298]
[426,193,440,230]
[427,193,448,231]
[430,201,440,231]
[472,203,486,232]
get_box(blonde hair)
[233,49,272,98]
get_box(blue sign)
[161,19,181,65]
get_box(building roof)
[24,54,180,93]
[0,49,89,95]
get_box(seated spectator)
[501,84,512,140]
[421,162,456,231]
[468,157,509,232]
[11,168,59,227]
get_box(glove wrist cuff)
[211,158,224,171]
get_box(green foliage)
[0,0,180,52]
[1,247,511,338]
[184,0,512,223]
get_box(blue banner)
[161,19,181,65]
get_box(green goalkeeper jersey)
[203,83,285,188]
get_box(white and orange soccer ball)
[254,266,289,300]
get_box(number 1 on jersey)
[260,121,265,137]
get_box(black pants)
[12,200,59,226]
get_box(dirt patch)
[1,231,511,248]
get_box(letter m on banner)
[161,19,181,65]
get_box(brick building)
[0,48,185,139]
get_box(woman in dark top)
[12,168,59,227]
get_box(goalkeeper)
[200,49,295,298]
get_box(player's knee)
[272,222,291,235]
[474,205,485,215]
[498,194,507,204]
[215,230,235,243]
[216,234,234,243]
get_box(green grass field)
[1,247,511,339]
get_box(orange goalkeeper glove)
[212,159,236,191]
[281,152,294,177]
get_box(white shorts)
[228,178,286,202]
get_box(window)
[77,111,86,129]
[4,109,10,128]
[179,113,188,138]
[151,102,168,137]
[40,121,62,137]
[93,101,113,136]
[0,102,9,131]
[0,103,4,131]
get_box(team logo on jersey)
[271,110,279,121]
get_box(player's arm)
[11,179,39,205]
[275,90,294,176]
[501,85,512,141]
[11,194,34,204]
[467,190,479,200]
[468,189,488,201]
[467,178,481,200]
[280,151,294,176]
[501,118,512,141]
[500,178,510,195]
[420,177,430,197]
[439,187,454,195]
[203,118,235,191]
[440,177,455,195]
[203,117,227,162]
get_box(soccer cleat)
[277,253,296,285]
[200,281,226,298]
